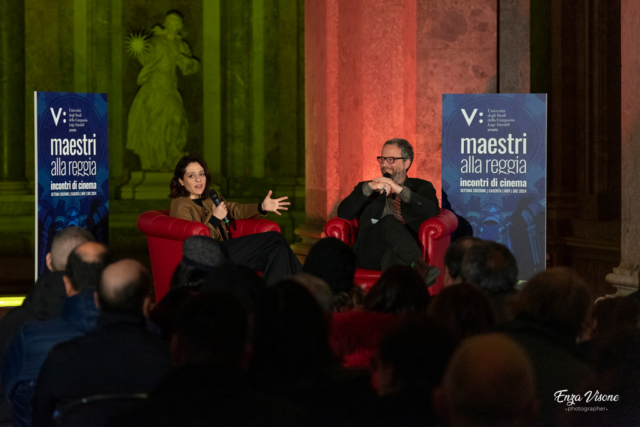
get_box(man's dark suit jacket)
[110,364,304,427]
[337,177,439,254]
[31,312,170,426]
[0,271,66,426]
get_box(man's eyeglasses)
[376,156,407,165]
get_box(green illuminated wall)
[0,0,305,258]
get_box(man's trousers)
[354,215,422,272]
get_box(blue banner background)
[36,92,109,277]
[442,94,547,280]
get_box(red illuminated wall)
[305,0,497,224]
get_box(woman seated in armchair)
[169,155,301,284]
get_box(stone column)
[499,0,530,93]
[0,0,28,195]
[605,0,640,296]
[416,0,498,201]
[294,0,419,260]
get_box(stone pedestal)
[0,182,30,196]
[605,0,639,296]
[120,172,173,200]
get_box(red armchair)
[323,209,458,295]
[137,210,281,301]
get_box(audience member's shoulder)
[16,314,69,338]
[0,307,37,340]
[89,319,167,351]
[21,271,67,321]
[48,319,166,359]
[110,368,305,427]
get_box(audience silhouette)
[4,230,639,426]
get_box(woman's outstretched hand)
[261,190,290,215]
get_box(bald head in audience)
[46,226,94,272]
[96,260,152,315]
[64,241,113,295]
[434,334,538,427]
[72,241,108,264]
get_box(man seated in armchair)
[337,138,440,285]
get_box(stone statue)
[126,10,200,171]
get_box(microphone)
[380,173,392,195]
[209,190,230,224]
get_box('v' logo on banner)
[50,108,62,126]
[461,109,478,126]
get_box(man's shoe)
[413,258,440,287]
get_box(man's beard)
[381,167,403,183]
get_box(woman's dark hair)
[169,261,210,290]
[364,266,431,315]
[169,155,212,199]
[250,280,334,384]
[427,283,496,339]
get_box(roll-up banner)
[34,92,109,278]
[442,94,547,281]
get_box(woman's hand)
[261,190,290,215]
[212,201,228,220]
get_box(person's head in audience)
[302,237,358,311]
[589,296,640,339]
[170,236,228,290]
[171,291,248,369]
[153,264,263,341]
[292,273,333,314]
[374,317,458,397]
[427,283,496,339]
[250,280,333,384]
[63,242,113,297]
[96,259,152,316]
[331,286,364,313]
[202,264,265,313]
[443,236,482,286]
[47,226,95,273]
[434,333,538,427]
[364,266,431,315]
[511,267,592,339]
[462,241,518,296]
